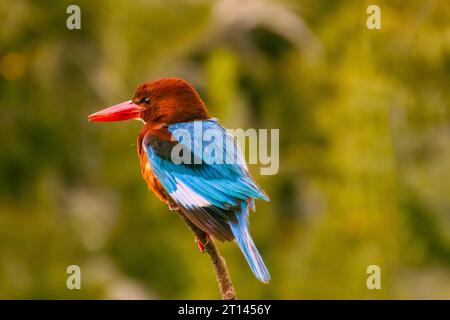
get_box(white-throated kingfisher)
[88,78,270,283]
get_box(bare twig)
[178,212,237,300]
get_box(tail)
[229,208,271,283]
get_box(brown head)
[88,78,209,126]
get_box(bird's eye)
[137,97,150,105]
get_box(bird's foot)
[195,234,210,253]
[168,201,179,211]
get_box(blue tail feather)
[229,206,271,283]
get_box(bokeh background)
[1,0,449,299]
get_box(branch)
[178,211,237,300]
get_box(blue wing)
[144,119,268,213]
[142,119,270,282]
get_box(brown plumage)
[133,78,210,126]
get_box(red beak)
[88,100,143,122]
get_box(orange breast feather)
[137,126,172,204]
[139,149,169,203]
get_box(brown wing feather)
[178,206,236,242]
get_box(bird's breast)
[139,146,170,203]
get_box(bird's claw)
[195,234,210,253]
[168,202,179,211]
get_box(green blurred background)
[0,0,449,299]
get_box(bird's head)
[88,78,209,125]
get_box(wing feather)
[142,119,268,241]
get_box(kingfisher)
[88,78,270,283]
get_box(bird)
[88,78,270,283]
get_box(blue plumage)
[229,202,271,283]
[142,119,270,283]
